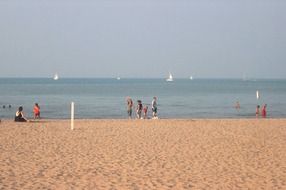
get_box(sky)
[0,0,285,78]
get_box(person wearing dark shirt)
[15,106,28,122]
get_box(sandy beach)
[0,119,285,189]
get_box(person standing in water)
[256,105,260,117]
[143,105,148,119]
[136,100,143,119]
[235,101,240,110]
[152,97,158,119]
[262,104,267,118]
[126,97,133,119]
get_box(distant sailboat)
[116,77,121,80]
[53,73,59,80]
[242,73,247,81]
[166,72,174,82]
[190,76,193,80]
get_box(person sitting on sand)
[126,97,133,119]
[33,103,40,119]
[15,106,28,122]
[262,104,267,118]
[136,100,143,119]
[143,105,148,119]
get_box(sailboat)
[166,72,174,82]
[53,73,59,80]
[190,76,193,80]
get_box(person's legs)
[152,108,157,117]
[15,118,27,122]
[128,109,132,119]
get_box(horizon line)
[0,77,285,80]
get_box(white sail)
[190,76,193,80]
[53,73,59,80]
[166,72,173,82]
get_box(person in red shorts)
[262,104,267,118]
[143,105,148,119]
[33,103,40,119]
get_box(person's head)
[35,103,38,107]
[153,97,157,100]
[18,106,23,112]
[126,96,131,102]
[264,104,267,108]
[257,105,260,108]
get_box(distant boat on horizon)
[190,76,193,80]
[53,73,59,81]
[242,74,257,82]
[166,72,174,82]
[116,77,121,80]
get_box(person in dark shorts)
[15,106,28,122]
[152,97,158,119]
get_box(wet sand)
[0,119,285,189]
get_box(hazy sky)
[0,0,285,78]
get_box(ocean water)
[0,78,285,119]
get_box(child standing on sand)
[136,100,143,119]
[256,105,260,117]
[33,103,40,119]
[143,105,148,119]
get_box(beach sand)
[0,119,285,189]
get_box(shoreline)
[1,117,286,122]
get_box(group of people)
[235,101,267,118]
[1,99,269,122]
[256,104,267,118]
[14,103,41,122]
[126,96,158,119]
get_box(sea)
[0,78,285,119]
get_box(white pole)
[256,90,260,100]
[71,102,74,130]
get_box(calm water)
[0,78,285,119]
